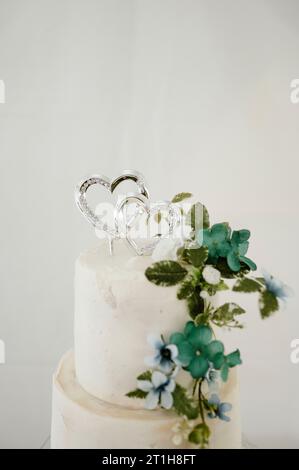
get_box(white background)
[0,0,298,448]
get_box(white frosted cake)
[51,169,285,449]
[51,241,241,449]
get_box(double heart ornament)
[115,193,181,256]
[75,170,181,256]
[75,170,149,238]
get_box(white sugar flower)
[202,265,221,285]
[145,334,180,373]
[200,290,209,299]
[138,371,176,410]
[262,270,293,302]
[171,416,195,446]
[151,238,183,262]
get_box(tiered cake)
[51,241,241,449]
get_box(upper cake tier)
[74,240,187,408]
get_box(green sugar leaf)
[215,258,249,279]
[137,370,152,381]
[187,291,205,319]
[216,280,229,291]
[255,277,266,286]
[233,277,262,293]
[145,261,187,286]
[177,279,195,300]
[214,303,245,319]
[259,290,279,319]
[188,246,209,268]
[172,384,199,420]
[172,192,193,203]
[126,389,147,399]
[154,211,162,223]
[212,303,246,328]
[186,202,210,231]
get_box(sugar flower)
[170,321,241,381]
[262,270,292,302]
[202,265,221,285]
[200,290,209,299]
[197,224,256,273]
[226,230,256,272]
[196,223,231,264]
[208,394,232,422]
[205,367,220,392]
[145,334,180,373]
[151,238,183,262]
[138,371,176,410]
[172,416,195,446]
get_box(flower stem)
[198,379,205,425]
[192,379,199,396]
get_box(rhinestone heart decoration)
[75,169,181,256]
[75,170,150,238]
[115,193,181,256]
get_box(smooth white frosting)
[74,240,188,407]
[51,351,242,449]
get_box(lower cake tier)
[51,351,242,449]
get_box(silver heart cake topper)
[115,194,181,256]
[75,170,149,238]
[75,169,181,256]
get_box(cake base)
[51,351,241,449]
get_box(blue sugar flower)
[205,367,220,392]
[137,371,176,410]
[262,270,292,302]
[208,394,232,422]
[145,334,180,373]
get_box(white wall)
[0,0,298,448]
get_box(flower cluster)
[128,335,180,410]
[126,194,290,448]
[170,322,241,382]
[127,320,236,448]
[197,223,257,272]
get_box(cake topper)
[115,193,181,256]
[75,170,181,256]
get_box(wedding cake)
[51,241,241,449]
[51,170,286,449]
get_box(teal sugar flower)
[196,223,231,264]
[212,349,242,381]
[169,322,241,381]
[208,394,232,422]
[170,322,214,378]
[226,230,257,272]
[197,224,256,273]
